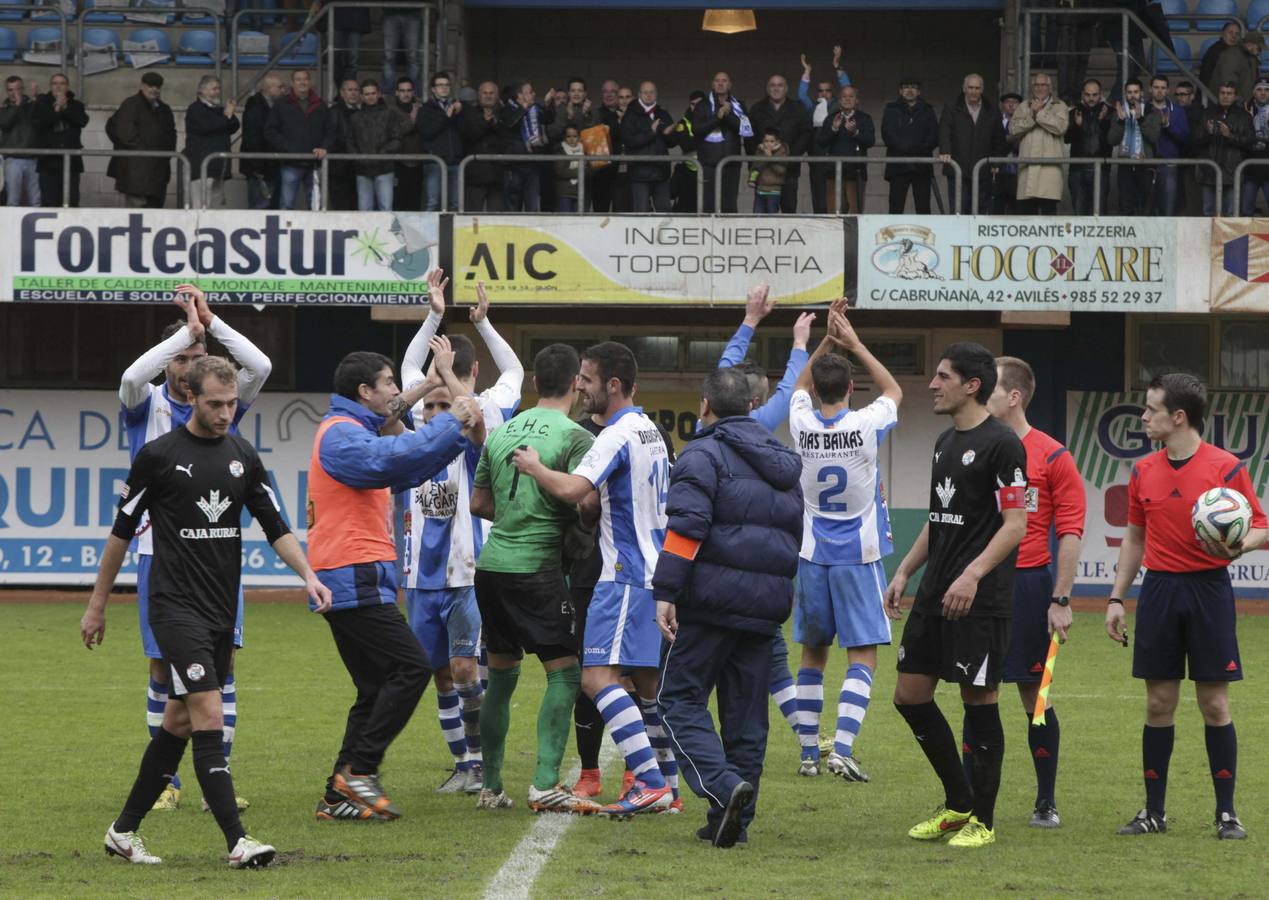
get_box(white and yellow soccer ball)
[1192,487,1254,548]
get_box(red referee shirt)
[1128,442,1268,573]
[1018,427,1087,569]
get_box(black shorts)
[1132,568,1242,682]
[150,615,233,696]
[475,568,576,663]
[1002,566,1055,684]
[897,609,1011,689]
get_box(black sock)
[115,727,188,833]
[574,692,605,770]
[192,729,246,851]
[1028,706,1060,808]
[963,703,1004,829]
[1142,724,1174,817]
[960,715,975,787]
[896,701,973,812]
[1205,722,1237,818]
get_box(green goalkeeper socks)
[533,664,581,791]
[479,665,520,794]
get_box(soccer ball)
[1192,488,1254,547]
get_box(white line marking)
[482,738,620,900]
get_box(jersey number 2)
[818,465,849,512]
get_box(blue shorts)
[793,559,891,649]
[137,553,244,659]
[406,586,482,669]
[582,581,661,669]
[1002,566,1055,684]
[1132,568,1242,682]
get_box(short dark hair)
[449,334,476,379]
[811,353,854,405]
[141,71,163,88]
[1151,74,1169,86]
[1125,77,1143,91]
[1148,372,1208,432]
[334,351,393,401]
[995,355,1035,407]
[762,126,781,138]
[396,76,415,89]
[1221,80,1239,91]
[161,318,206,348]
[431,70,451,87]
[702,367,751,419]
[1177,79,1195,90]
[732,358,768,401]
[5,75,20,87]
[1083,77,1102,91]
[567,76,586,90]
[940,341,997,404]
[188,356,237,396]
[533,343,580,398]
[582,341,637,397]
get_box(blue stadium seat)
[278,30,316,66]
[1199,35,1220,59]
[25,25,64,61]
[175,27,215,64]
[1155,35,1193,73]
[0,0,25,23]
[124,26,172,64]
[1194,0,1239,31]
[0,25,16,59]
[1248,0,1269,33]
[82,25,121,56]
[31,0,73,21]
[132,0,176,24]
[232,29,269,65]
[83,0,124,22]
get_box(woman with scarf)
[692,71,752,213]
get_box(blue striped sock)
[456,679,483,764]
[148,677,181,790]
[770,675,799,739]
[637,696,678,798]
[478,644,489,692]
[595,685,664,788]
[437,688,469,770]
[221,674,237,761]
[796,668,825,760]
[834,664,874,759]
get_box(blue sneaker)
[598,780,672,817]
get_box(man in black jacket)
[881,77,939,214]
[1065,78,1113,215]
[938,74,1006,214]
[498,81,555,212]
[458,80,503,211]
[747,74,812,213]
[348,80,401,211]
[817,85,874,214]
[328,79,361,211]
[417,71,463,211]
[31,72,88,208]
[240,75,284,210]
[694,72,746,213]
[622,81,675,212]
[107,72,176,208]
[265,69,335,210]
[184,75,239,210]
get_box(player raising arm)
[1105,373,1266,841]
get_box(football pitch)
[3,600,1266,899]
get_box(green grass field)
[3,600,1266,899]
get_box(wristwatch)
[1051,595,1070,607]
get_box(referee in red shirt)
[1106,373,1267,840]
[983,357,1085,829]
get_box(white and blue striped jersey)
[404,383,520,589]
[571,406,669,589]
[788,390,898,565]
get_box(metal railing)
[198,150,447,209]
[5,4,68,74]
[231,6,322,102]
[14,148,192,208]
[716,155,962,215]
[457,153,706,213]
[970,155,1222,215]
[76,5,222,102]
[323,2,435,102]
[1232,159,1269,204]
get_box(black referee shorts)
[151,615,233,696]
[1133,568,1242,682]
[897,609,1011,689]
[475,568,576,662]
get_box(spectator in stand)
[265,69,335,210]
[1065,78,1112,215]
[1010,72,1069,215]
[107,72,176,209]
[993,91,1022,214]
[417,71,463,211]
[1209,30,1263,103]
[382,4,421,92]
[798,45,851,213]
[592,79,621,212]
[391,77,424,211]
[1196,81,1252,216]
[751,126,788,214]
[183,75,239,210]
[1200,21,1242,95]
[499,81,555,212]
[610,85,636,211]
[1107,79,1160,215]
[881,77,939,213]
[748,73,811,213]
[458,80,503,211]
[694,71,748,213]
[1242,78,1269,215]
[938,73,1006,214]
[622,80,675,213]
[670,91,704,213]
[548,77,597,143]
[328,0,371,84]
[1148,74,1189,216]
[240,75,284,210]
[555,125,585,212]
[348,80,401,211]
[329,79,362,211]
[1174,80,1203,215]
[816,84,873,214]
[1,75,40,206]
[31,73,88,208]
